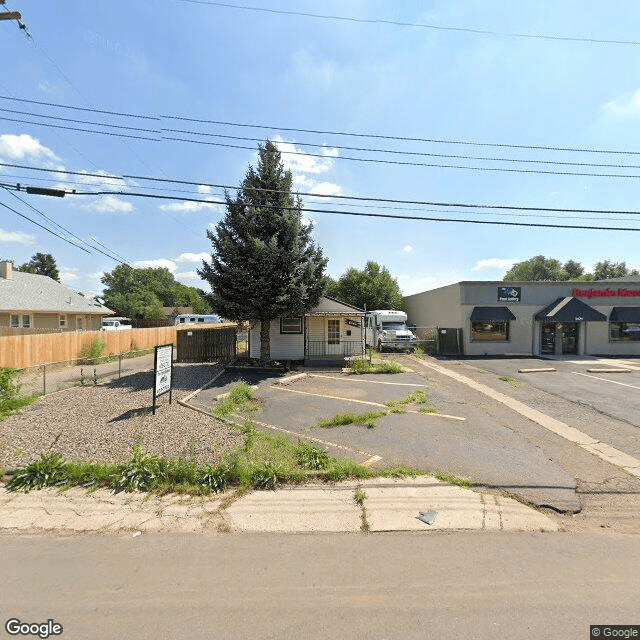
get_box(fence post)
[42,364,46,395]
[119,352,122,378]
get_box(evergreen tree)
[199,141,327,361]
[18,253,60,282]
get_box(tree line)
[503,256,639,281]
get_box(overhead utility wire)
[173,0,640,47]
[4,115,640,178]
[64,189,640,232]
[5,107,639,170]
[2,94,639,156]
[0,186,128,264]
[0,198,92,254]
[1,180,634,223]
[5,161,640,216]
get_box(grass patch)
[0,367,39,420]
[315,409,389,429]
[349,358,404,374]
[417,406,438,414]
[354,487,367,506]
[213,382,259,419]
[385,389,429,413]
[499,375,519,387]
[432,471,472,488]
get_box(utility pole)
[0,0,21,22]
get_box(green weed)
[349,358,404,374]
[117,445,164,492]
[354,487,367,506]
[78,339,106,364]
[0,367,39,420]
[499,375,519,387]
[213,382,259,419]
[315,409,389,429]
[6,453,68,492]
[417,406,438,414]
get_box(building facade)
[404,280,640,357]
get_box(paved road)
[2,532,638,640]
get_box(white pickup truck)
[101,317,132,331]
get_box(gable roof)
[0,271,112,315]
[534,297,606,322]
[307,296,365,315]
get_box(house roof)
[0,271,112,315]
[534,297,606,322]
[306,296,365,316]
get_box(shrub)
[78,339,106,364]
[6,453,68,492]
[117,445,164,492]
[199,463,230,492]
[0,367,38,419]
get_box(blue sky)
[1,1,640,297]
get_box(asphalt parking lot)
[192,367,580,512]
[457,356,640,452]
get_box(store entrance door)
[541,323,556,355]
[561,323,578,354]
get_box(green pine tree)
[199,141,327,361]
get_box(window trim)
[59,314,67,328]
[280,316,303,334]
[471,320,510,342]
[10,314,19,328]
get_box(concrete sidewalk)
[0,476,557,535]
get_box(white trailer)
[365,310,417,352]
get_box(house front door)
[327,318,341,355]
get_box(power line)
[63,189,640,232]
[173,0,640,47]
[8,105,640,170]
[0,186,129,264]
[6,115,640,179]
[0,196,92,254]
[5,160,640,216]
[2,93,640,156]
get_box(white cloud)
[471,258,516,272]
[84,195,134,213]
[175,252,209,263]
[292,50,338,88]
[174,271,201,281]
[0,134,60,166]
[403,245,413,253]
[59,270,80,282]
[273,137,338,175]
[159,200,222,213]
[308,181,343,197]
[0,228,35,244]
[71,170,128,191]
[602,90,640,117]
[134,258,177,272]
[197,184,212,194]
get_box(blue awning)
[535,297,606,322]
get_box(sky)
[1,1,640,298]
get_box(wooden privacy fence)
[0,326,180,368]
[176,326,237,363]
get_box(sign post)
[153,343,173,415]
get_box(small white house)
[248,296,365,365]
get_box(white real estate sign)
[153,344,173,414]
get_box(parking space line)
[412,357,640,477]
[271,385,388,407]
[573,371,640,391]
[309,374,429,387]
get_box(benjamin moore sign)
[498,286,521,302]
[573,288,640,299]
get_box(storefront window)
[471,321,509,342]
[610,322,640,342]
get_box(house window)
[327,319,341,344]
[59,315,67,328]
[22,315,30,328]
[471,321,509,342]
[10,314,19,328]
[10,314,31,328]
[610,322,640,342]
[280,317,302,334]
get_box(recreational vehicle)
[365,310,417,352]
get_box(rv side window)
[189,317,195,322]
[179,317,185,323]
[198,318,204,322]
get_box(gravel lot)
[0,363,242,471]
